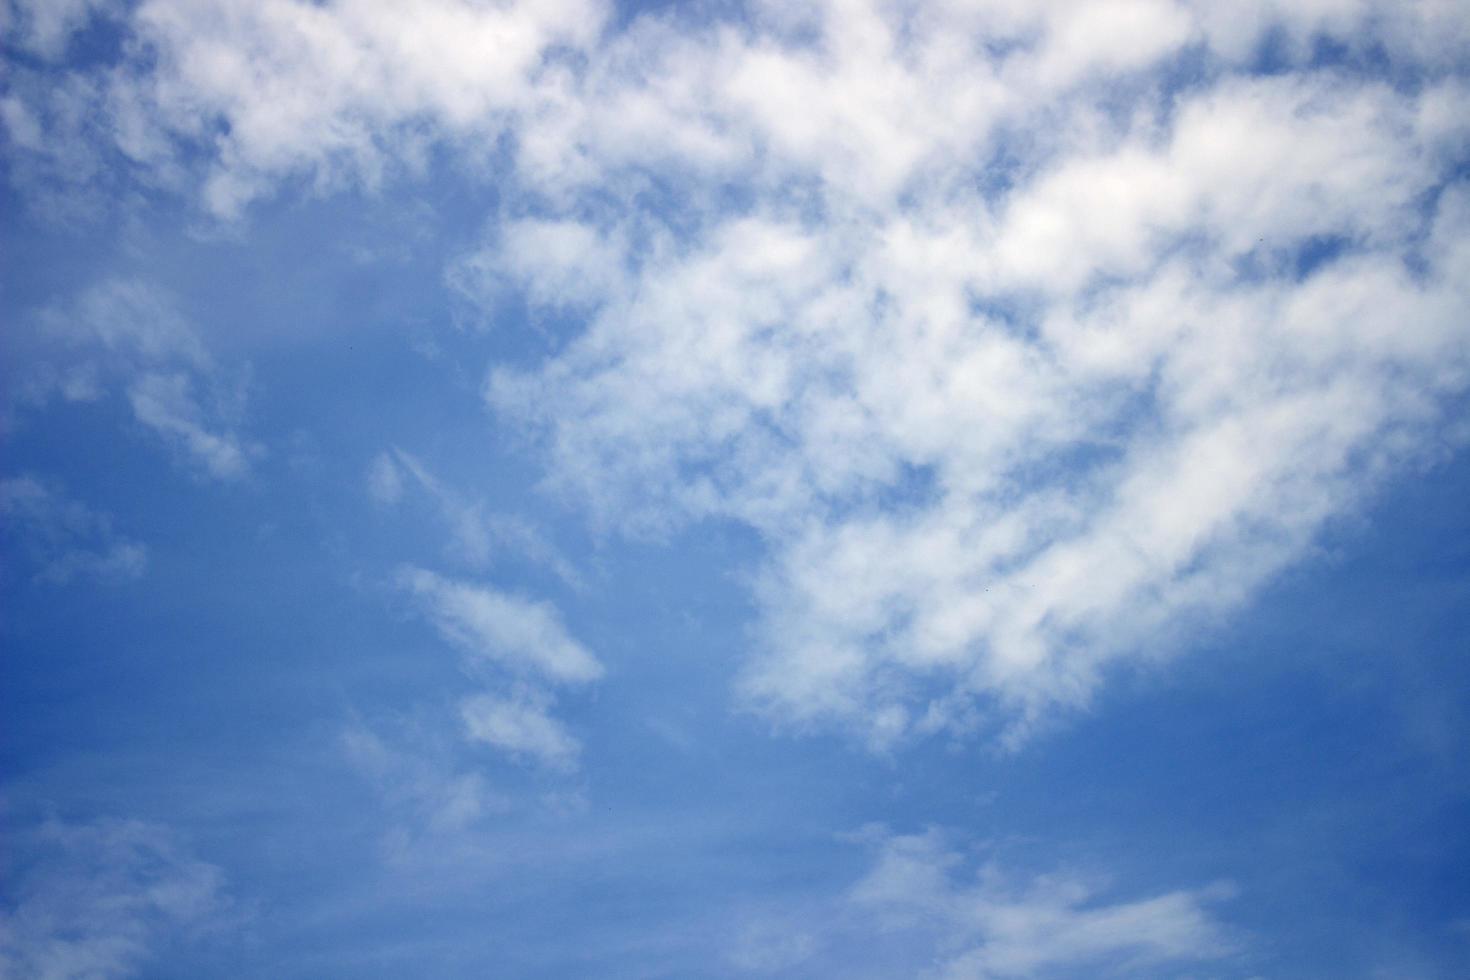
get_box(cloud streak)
[397,565,601,685]
[369,449,586,588]
[0,475,147,585]
[847,830,1236,979]
[395,565,600,775]
[730,828,1237,978]
[14,278,259,482]
[460,688,582,772]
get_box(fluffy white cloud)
[0,817,231,980]
[0,475,147,585]
[11,0,1470,747]
[110,0,608,217]
[481,3,1470,745]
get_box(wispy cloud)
[0,475,146,585]
[17,278,260,481]
[397,565,601,685]
[730,828,1237,978]
[394,565,600,775]
[460,687,581,772]
[846,830,1236,979]
[369,448,586,589]
[0,816,233,979]
[127,372,252,481]
[1,0,119,61]
[340,723,505,838]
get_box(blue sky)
[2,1,1469,977]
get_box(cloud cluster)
[8,0,1470,747]
[478,2,1470,745]
[1,0,607,218]
[0,816,231,980]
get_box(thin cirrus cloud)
[369,448,586,589]
[14,278,259,482]
[339,723,505,838]
[0,817,232,979]
[12,0,1466,749]
[730,828,1236,978]
[460,688,583,772]
[0,475,147,585]
[395,565,601,773]
[396,565,602,686]
[844,831,1234,978]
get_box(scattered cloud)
[0,0,119,61]
[730,828,1237,978]
[0,475,146,585]
[397,565,601,685]
[369,448,585,588]
[127,372,252,481]
[340,723,505,837]
[0,816,232,980]
[460,687,581,772]
[848,830,1236,979]
[394,565,599,774]
[8,0,1470,750]
[93,0,607,219]
[475,2,1470,747]
[17,278,260,481]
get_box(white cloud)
[341,723,504,836]
[449,218,629,317]
[0,816,231,980]
[480,5,1470,746]
[732,829,1236,978]
[847,831,1234,979]
[0,475,147,585]
[105,0,609,218]
[127,372,252,481]
[373,448,585,587]
[394,565,598,773]
[19,278,259,482]
[11,0,1470,747]
[366,450,405,505]
[397,565,602,684]
[0,0,118,60]
[39,277,208,368]
[460,688,581,771]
